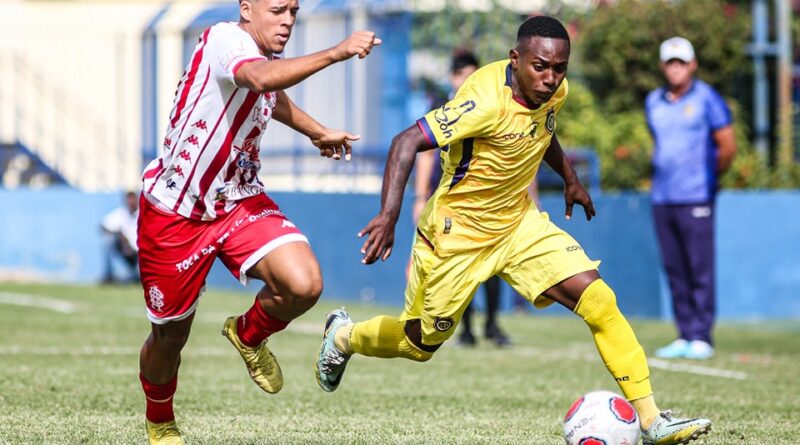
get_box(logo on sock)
[433,317,454,332]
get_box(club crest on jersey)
[148,286,165,312]
[545,107,556,134]
[234,127,262,172]
[433,100,476,139]
[433,317,454,332]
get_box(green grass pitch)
[1,283,798,444]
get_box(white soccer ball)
[562,390,641,445]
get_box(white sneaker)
[685,340,714,360]
[655,339,689,359]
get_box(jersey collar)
[505,63,540,110]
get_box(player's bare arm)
[234,31,381,92]
[412,150,436,223]
[359,125,430,264]
[713,125,736,173]
[273,91,359,160]
[543,134,595,221]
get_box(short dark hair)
[450,51,480,74]
[516,16,570,45]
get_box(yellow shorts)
[400,207,600,346]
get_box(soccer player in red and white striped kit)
[136,1,381,443]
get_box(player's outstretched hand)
[564,180,596,221]
[312,128,360,161]
[358,213,395,264]
[331,31,382,61]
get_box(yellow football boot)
[146,419,184,445]
[222,316,283,393]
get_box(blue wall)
[0,188,798,320]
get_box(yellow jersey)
[416,60,569,254]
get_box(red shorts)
[137,193,307,324]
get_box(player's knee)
[405,347,435,362]
[153,325,191,352]
[285,274,323,311]
[399,336,436,362]
[574,279,618,324]
[401,319,440,362]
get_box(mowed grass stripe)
[0,283,798,444]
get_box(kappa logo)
[184,135,200,147]
[192,120,208,131]
[545,107,556,134]
[178,150,192,162]
[148,286,165,312]
[433,317,454,332]
[163,137,172,149]
[171,165,185,178]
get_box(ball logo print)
[562,390,640,445]
[609,397,637,424]
[579,438,607,445]
[564,396,585,422]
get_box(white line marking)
[511,345,747,380]
[647,358,747,380]
[0,291,77,314]
[0,346,222,356]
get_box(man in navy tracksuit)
[645,37,737,360]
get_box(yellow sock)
[574,280,654,403]
[631,395,660,430]
[334,324,354,354]
[348,315,433,362]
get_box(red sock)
[236,298,290,347]
[140,373,177,424]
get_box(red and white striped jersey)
[142,22,277,220]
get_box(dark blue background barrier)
[1,188,798,320]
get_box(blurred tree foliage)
[411,0,523,63]
[578,0,751,114]
[410,0,800,190]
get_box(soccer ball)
[562,390,641,445]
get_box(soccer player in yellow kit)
[316,16,711,445]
